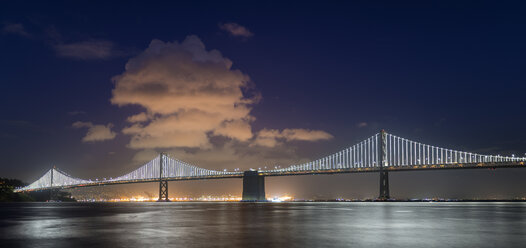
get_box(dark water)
[1,202,525,248]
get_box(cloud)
[253,129,284,147]
[122,112,218,149]
[132,149,159,163]
[357,122,368,128]
[212,119,253,141]
[253,128,333,147]
[219,22,254,38]
[2,23,30,37]
[281,129,334,141]
[2,24,125,60]
[72,121,117,142]
[54,40,119,60]
[126,112,149,123]
[112,35,258,149]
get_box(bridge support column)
[158,152,170,202]
[49,166,58,202]
[379,171,390,199]
[378,130,390,200]
[242,171,266,202]
[49,188,59,202]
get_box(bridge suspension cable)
[385,133,526,166]
[16,154,241,192]
[18,167,92,191]
[263,133,381,173]
[263,132,526,174]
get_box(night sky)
[1,1,525,199]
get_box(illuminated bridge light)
[14,131,526,192]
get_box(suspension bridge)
[14,130,526,201]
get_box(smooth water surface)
[1,202,525,248]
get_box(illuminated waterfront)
[72,194,295,202]
[1,202,526,247]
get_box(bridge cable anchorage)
[15,131,526,193]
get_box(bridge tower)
[158,153,169,202]
[242,170,266,201]
[379,130,390,200]
[49,166,58,201]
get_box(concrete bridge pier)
[379,171,390,200]
[49,188,58,202]
[241,171,266,201]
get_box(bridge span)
[15,130,526,201]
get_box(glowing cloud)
[72,121,117,142]
[213,119,254,142]
[219,22,254,38]
[2,23,30,37]
[112,35,257,148]
[357,122,368,128]
[253,128,333,147]
[55,40,116,60]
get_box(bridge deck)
[260,162,525,176]
[18,161,525,192]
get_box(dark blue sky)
[1,1,525,198]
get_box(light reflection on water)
[1,202,525,248]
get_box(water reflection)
[1,202,525,248]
